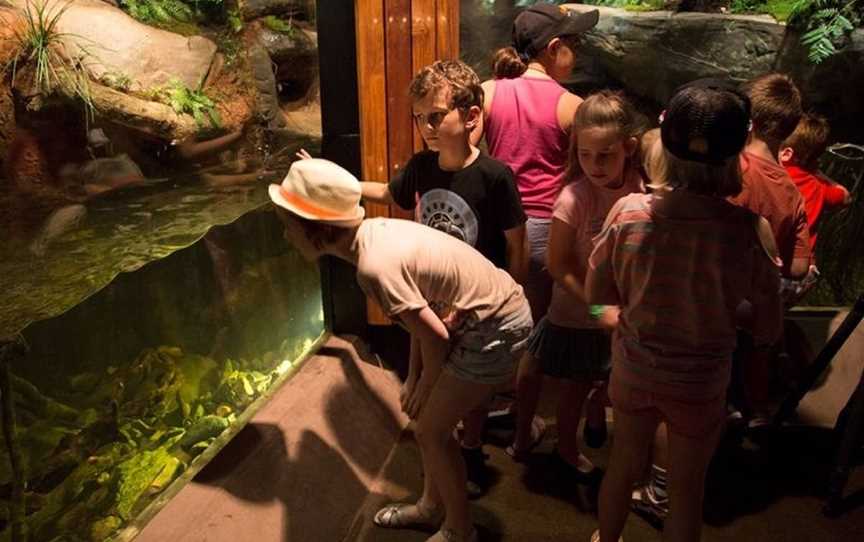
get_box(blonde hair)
[564,91,644,182]
[652,147,742,197]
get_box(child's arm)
[504,225,527,284]
[586,206,622,306]
[790,197,812,277]
[398,307,451,419]
[401,334,423,412]
[547,218,587,303]
[819,173,852,207]
[361,181,395,205]
[296,148,396,206]
[750,217,784,347]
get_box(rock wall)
[562,4,864,143]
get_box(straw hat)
[268,158,365,226]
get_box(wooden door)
[355,0,460,324]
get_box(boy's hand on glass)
[295,148,313,160]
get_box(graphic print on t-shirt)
[418,188,479,246]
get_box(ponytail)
[492,47,528,79]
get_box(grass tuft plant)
[2,0,96,116]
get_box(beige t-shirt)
[355,218,526,333]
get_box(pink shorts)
[609,378,726,439]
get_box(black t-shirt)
[388,150,526,269]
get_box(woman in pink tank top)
[457,4,601,494]
[472,3,599,320]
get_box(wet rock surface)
[8,0,218,93]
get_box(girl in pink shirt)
[509,92,644,476]
[586,81,783,542]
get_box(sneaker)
[461,446,488,499]
[631,484,667,529]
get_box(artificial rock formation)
[563,4,864,142]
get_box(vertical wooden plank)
[356,0,391,324]
[356,0,390,217]
[385,0,416,221]
[435,0,459,61]
[411,0,437,153]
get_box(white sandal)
[373,502,443,530]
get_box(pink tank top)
[486,76,569,218]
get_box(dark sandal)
[373,502,443,530]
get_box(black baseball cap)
[660,78,752,165]
[513,3,600,58]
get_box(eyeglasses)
[413,109,452,130]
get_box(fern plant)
[154,79,221,128]
[121,0,194,25]
[3,0,96,116]
[262,15,297,36]
[790,0,862,63]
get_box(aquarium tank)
[0,0,325,540]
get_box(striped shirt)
[587,192,783,400]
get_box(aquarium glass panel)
[0,0,324,539]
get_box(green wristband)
[589,305,606,320]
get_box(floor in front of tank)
[356,388,864,542]
[352,378,864,542]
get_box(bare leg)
[557,379,592,466]
[663,423,723,542]
[512,351,543,452]
[460,407,487,449]
[598,407,659,542]
[415,371,494,537]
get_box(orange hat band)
[278,185,355,220]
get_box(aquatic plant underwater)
[0,339,315,542]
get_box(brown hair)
[275,206,351,251]
[409,60,483,113]
[564,91,644,182]
[492,47,529,79]
[742,73,803,145]
[782,113,830,169]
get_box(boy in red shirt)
[780,113,852,254]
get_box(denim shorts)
[445,300,533,385]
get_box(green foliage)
[101,71,133,92]
[579,0,665,10]
[789,0,862,63]
[121,0,194,25]
[730,0,767,13]
[262,15,297,36]
[153,79,222,128]
[3,0,95,116]
[227,8,243,33]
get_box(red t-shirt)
[785,165,849,251]
[729,152,811,275]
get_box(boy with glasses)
[361,59,528,497]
